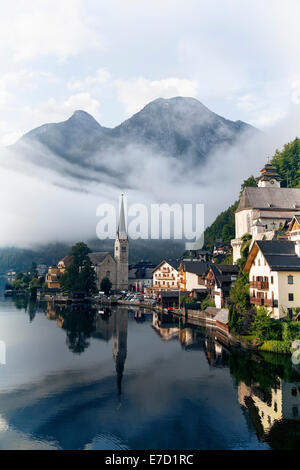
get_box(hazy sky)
[1,0,300,247]
[1,0,300,146]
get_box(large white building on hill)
[232,162,300,263]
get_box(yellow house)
[45,255,72,289]
[244,239,300,319]
[239,378,300,435]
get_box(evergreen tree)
[100,277,112,295]
[61,242,97,295]
[272,137,300,187]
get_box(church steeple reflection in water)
[10,296,299,450]
[113,308,128,406]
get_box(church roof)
[88,252,112,265]
[254,210,300,220]
[258,163,282,182]
[237,187,300,213]
[61,255,72,267]
[117,195,127,240]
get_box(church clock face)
[270,179,275,185]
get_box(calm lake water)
[0,296,299,450]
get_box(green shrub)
[251,307,283,342]
[259,340,291,354]
[201,295,215,311]
[181,295,196,305]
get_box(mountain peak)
[12,96,257,169]
[69,110,100,124]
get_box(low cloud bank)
[0,104,299,248]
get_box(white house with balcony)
[152,260,180,291]
[244,236,300,319]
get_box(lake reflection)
[0,297,299,450]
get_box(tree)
[204,176,257,251]
[29,277,41,297]
[230,271,249,314]
[228,304,239,329]
[239,175,258,197]
[236,233,252,269]
[60,242,97,295]
[100,277,112,295]
[272,138,300,188]
[252,307,282,342]
[222,224,235,243]
[29,262,38,277]
[180,295,196,305]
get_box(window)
[292,387,297,396]
[288,275,294,285]
[258,259,261,266]
[292,406,299,417]
[122,246,126,253]
[274,402,277,412]
[289,293,294,301]
[106,271,110,278]
[271,276,274,284]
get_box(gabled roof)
[244,240,300,272]
[288,215,300,232]
[152,259,181,273]
[237,187,300,213]
[181,261,210,276]
[88,252,113,265]
[61,255,72,267]
[209,264,239,287]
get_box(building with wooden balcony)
[205,264,239,308]
[244,239,300,319]
[152,260,181,291]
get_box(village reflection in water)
[7,297,300,449]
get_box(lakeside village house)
[151,160,300,318]
[231,160,300,319]
[151,259,239,309]
[44,162,300,318]
[46,197,129,293]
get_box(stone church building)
[91,195,129,292]
[232,162,300,263]
[46,196,129,292]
